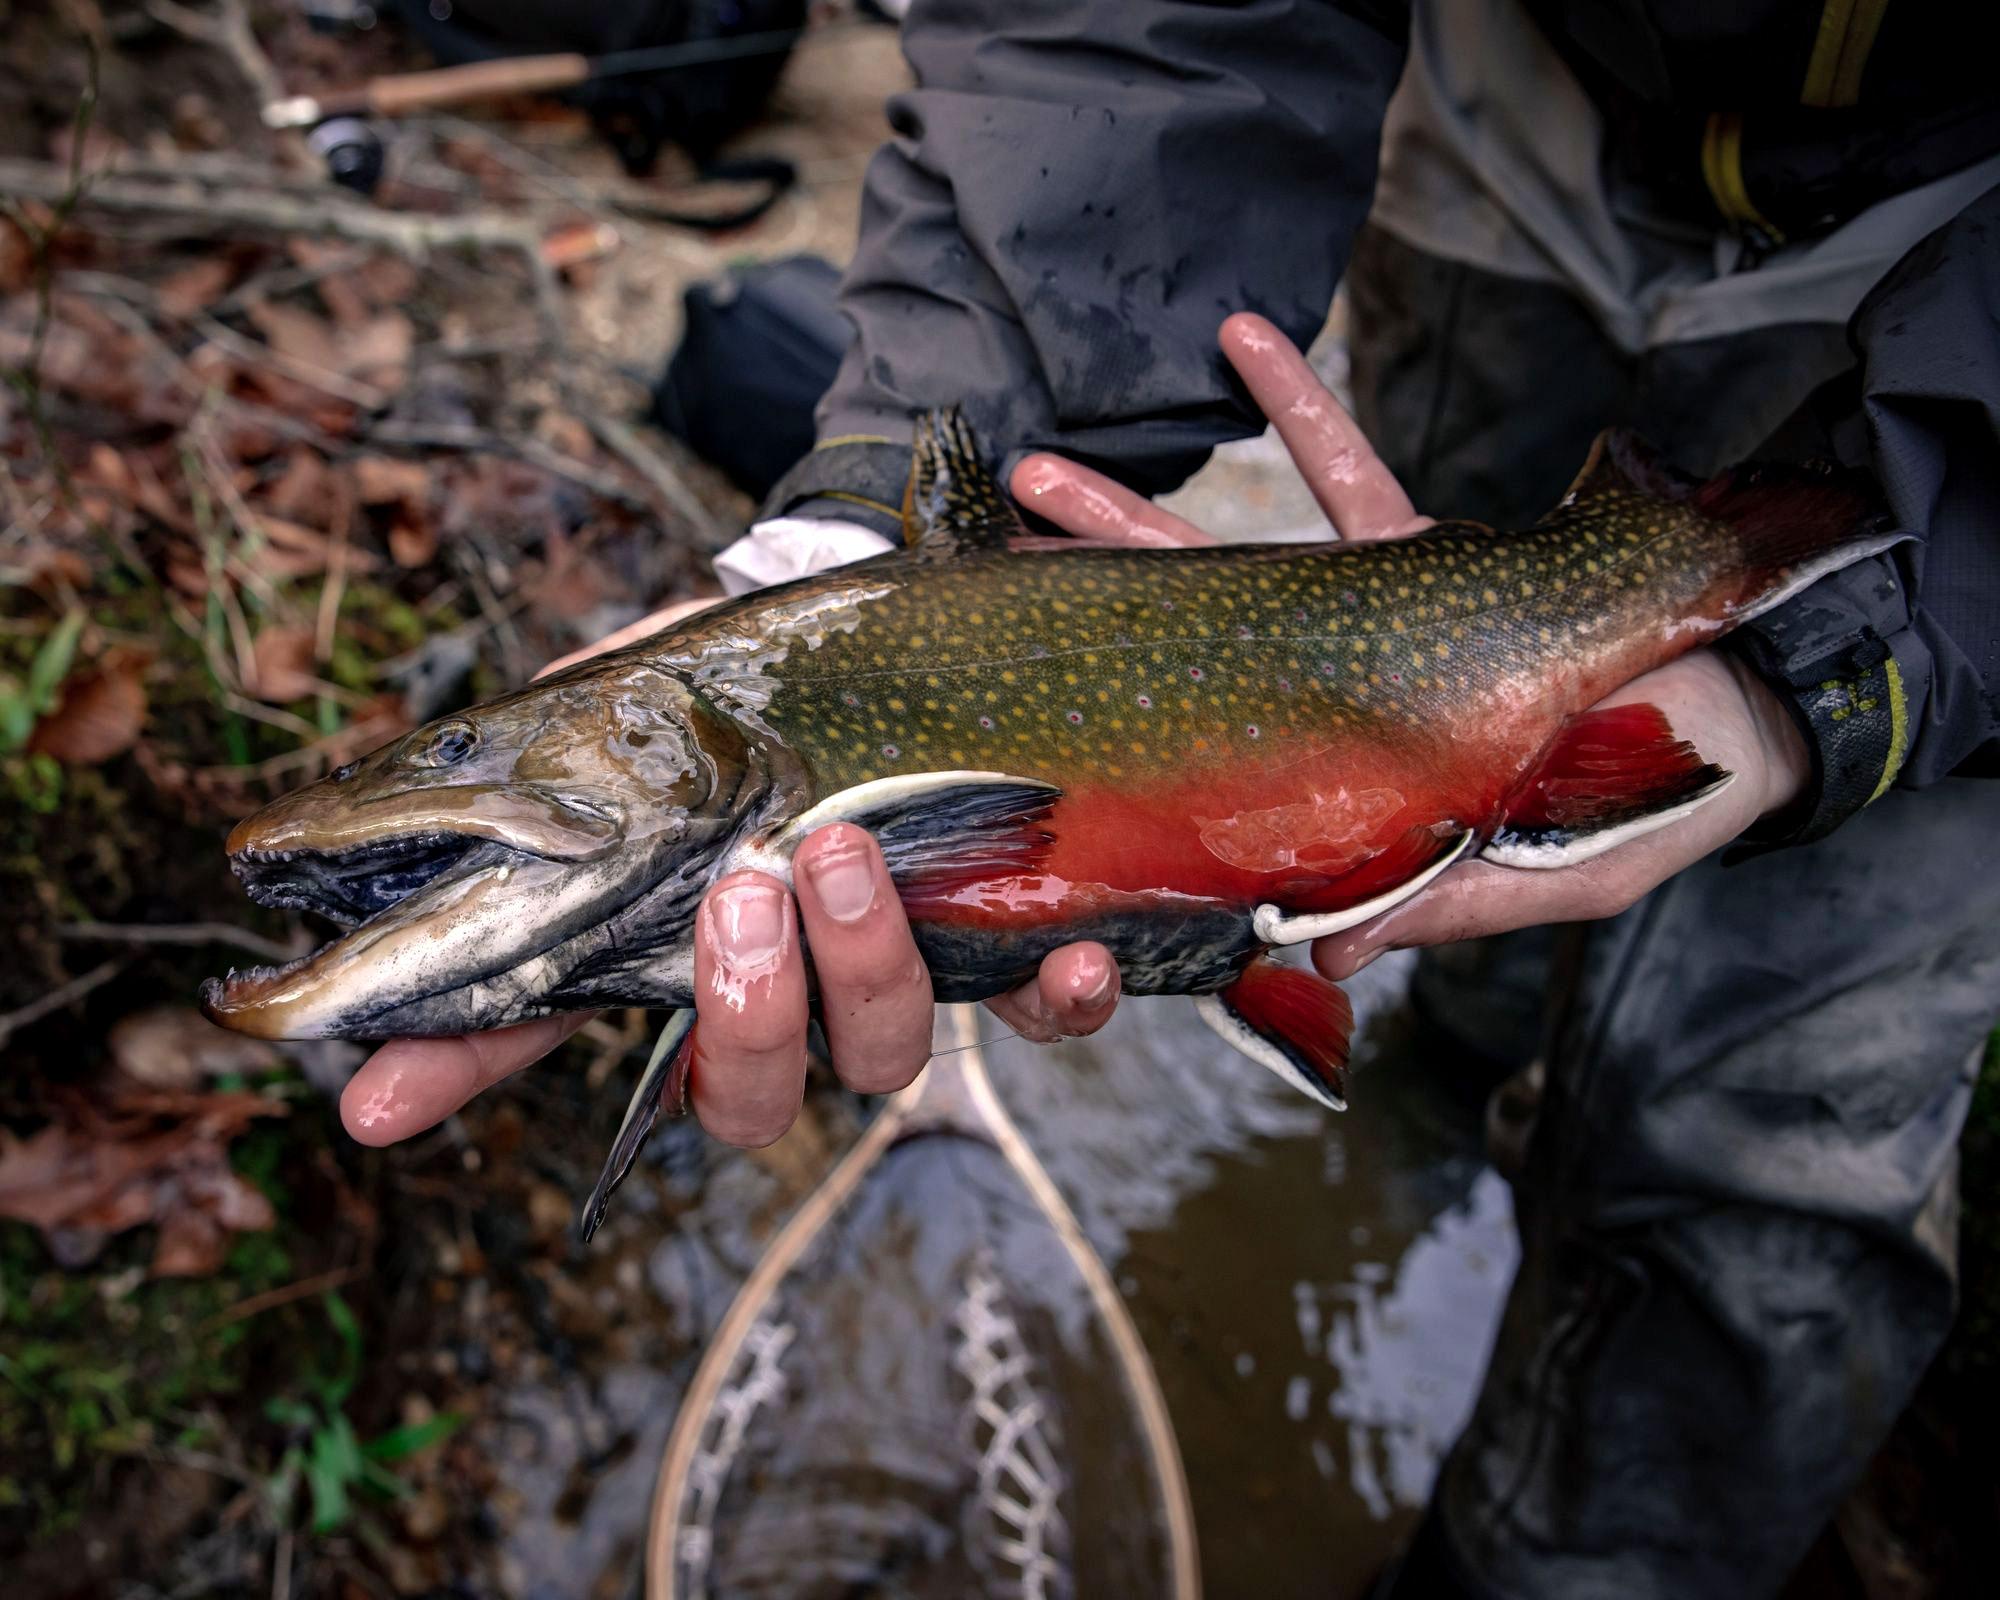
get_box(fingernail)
[713,881,785,965]
[805,843,875,923]
[1075,960,1114,1008]
[1016,457,1059,497]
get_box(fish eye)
[413,720,479,769]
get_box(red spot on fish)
[841,692,861,708]
[1278,678,1293,693]
[1247,724,1261,738]
[978,715,995,730]
[1067,710,1084,725]
[1188,667,1204,681]
[1136,694,1152,709]
[882,744,900,758]
[1161,599,1175,611]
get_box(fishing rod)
[261,25,819,129]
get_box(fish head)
[202,658,781,1039]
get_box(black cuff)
[1728,627,1913,847]
[755,437,912,540]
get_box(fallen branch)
[56,920,300,963]
[0,158,562,340]
[588,411,724,549]
[0,959,126,1046]
[201,1263,362,1331]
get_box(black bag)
[652,254,852,498]
[392,0,806,176]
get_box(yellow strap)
[1866,654,1910,805]
[1700,112,1784,241]
[1802,0,1890,108]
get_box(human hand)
[338,595,1125,1153]
[1010,312,1810,989]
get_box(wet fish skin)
[202,417,1889,1123]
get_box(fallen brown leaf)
[245,296,342,374]
[352,455,431,509]
[248,625,317,702]
[262,447,336,526]
[343,310,412,393]
[110,1007,281,1092]
[0,216,31,295]
[388,518,437,568]
[30,646,150,764]
[0,1087,284,1276]
[156,256,236,318]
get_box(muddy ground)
[1,5,1996,1598]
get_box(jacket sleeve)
[761,0,1410,530]
[1734,181,2000,843]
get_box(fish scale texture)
[753,500,1726,794]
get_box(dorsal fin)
[1557,428,1701,510]
[901,407,1023,557]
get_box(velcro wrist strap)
[755,437,911,536]
[1732,629,1912,846]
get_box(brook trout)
[204,413,1890,1230]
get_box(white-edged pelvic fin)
[1251,829,1475,946]
[579,1007,695,1240]
[726,770,1061,881]
[1480,770,1736,870]
[1196,994,1347,1112]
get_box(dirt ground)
[1,4,1996,1599]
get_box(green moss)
[0,1086,341,1541]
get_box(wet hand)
[1313,648,1807,978]
[1008,312,1810,996]
[340,617,1123,1151]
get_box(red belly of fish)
[908,730,1518,931]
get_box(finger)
[341,1011,595,1146]
[1219,312,1429,543]
[690,872,809,1147]
[1011,454,1213,548]
[793,823,935,1094]
[984,941,1121,1044]
[1310,849,1681,982]
[538,594,720,678]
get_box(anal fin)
[1197,957,1353,1111]
[579,1008,695,1241]
[1484,703,1733,869]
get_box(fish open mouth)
[203,828,522,1034]
[230,830,493,928]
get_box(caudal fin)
[1563,430,1903,618]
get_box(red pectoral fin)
[1488,703,1733,868]
[1199,957,1354,1110]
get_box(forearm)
[1732,181,2000,842]
[782,0,1407,529]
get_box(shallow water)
[477,952,1518,1599]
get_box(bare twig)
[56,920,300,961]
[0,159,557,303]
[143,0,309,169]
[202,1265,362,1332]
[1,45,99,510]
[588,412,724,549]
[0,959,125,1045]
[368,417,653,509]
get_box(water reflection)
[481,956,1517,1598]
[997,958,1517,1595]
